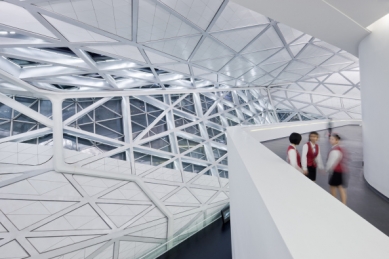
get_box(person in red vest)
[327,133,347,204]
[301,131,323,182]
[287,132,304,174]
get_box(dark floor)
[157,218,231,259]
[158,126,389,259]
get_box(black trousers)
[307,166,317,181]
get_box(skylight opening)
[86,51,117,62]
[7,57,48,68]
[38,47,77,58]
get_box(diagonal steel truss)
[0,0,362,258]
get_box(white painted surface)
[324,0,389,28]
[246,119,360,142]
[232,0,371,56]
[228,120,389,259]
[359,14,389,198]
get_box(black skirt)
[328,171,347,187]
[307,166,317,181]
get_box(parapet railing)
[140,209,225,259]
[227,119,389,259]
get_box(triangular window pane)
[182,162,206,174]
[142,136,172,153]
[182,124,201,137]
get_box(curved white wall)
[359,14,389,197]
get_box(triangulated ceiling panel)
[36,0,133,40]
[160,0,224,30]
[0,2,57,39]
[0,0,360,97]
[137,0,200,42]
[210,1,269,32]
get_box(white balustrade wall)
[228,120,389,259]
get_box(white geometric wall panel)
[0,90,279,258]
[0,0,363,258]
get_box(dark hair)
[289,132,302,145]
[309,131,319,137]
[331,133,341,140]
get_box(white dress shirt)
[301,142,324,171]
[326,144,343,173]
[287,144,303,173]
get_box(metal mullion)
[270,87,361,100]
[72,48,118,89]
[309,104,326,117]
[344,103,361,112]
[0,48,91,71]
[93,102,96,135]
[63,126,123,147]
[285,92,308,113]
[0,22,58,45]
[283,112,298,122]
[188,62,196,88]
[315,96,335,105]
[27,124,39,132]
[245,90,258,116]
[338,86,358,96]
[132,0,139,43]
[231,91,243,120]
[164,94,183,175]
[134,143,175,159]
[136,155,178,178]
[121,97,134,170]
[170,93,189,107]
[204,92,229,117]
[25,5,133,44]
[94,122,124,136]
[186,159,226,185]
[138,114,217,145]
[187,0,229,61]
[64,97,112,126]
[94,117,122,124]
[316,106,340,117]
[0,120,11,128]
[138,48,166,89]
[28,9,70,42]
[133,106,171,143]
[113,241,120,259]
[135,95,169,110]
[33,85,270,99]
[9,108,14,137]
[316,103,344,111]
[268,38,317,86]
[209,23,271,74]
[178,136,221,164]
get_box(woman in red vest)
[326,133,347,204]
[301,131,324,182]
[287,132,304,174]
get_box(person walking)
[301,131,324,181]
[287,132,305,174]
[326,133,347,204]
[327,118,333,138]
